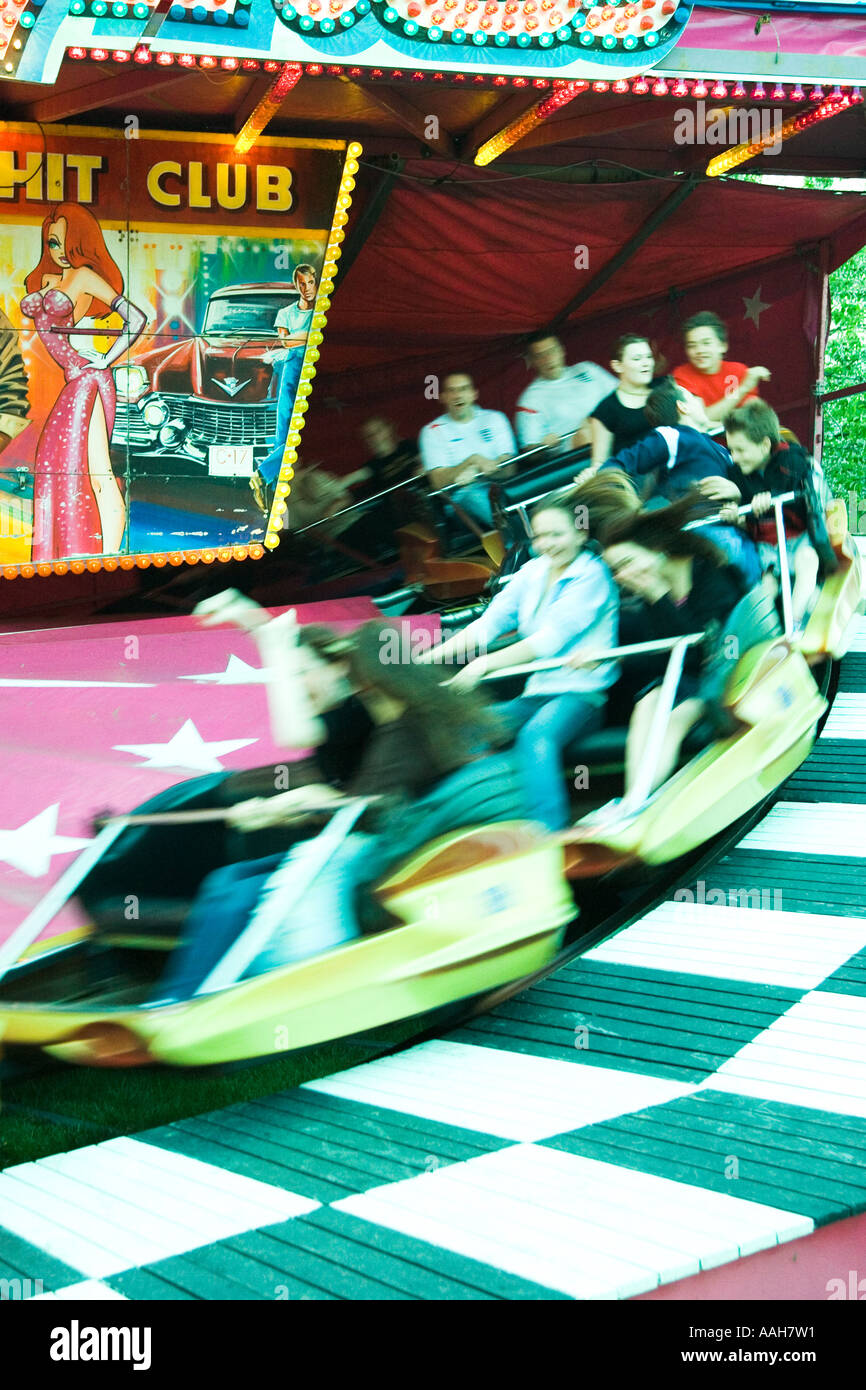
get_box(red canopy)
[305,172,866,463]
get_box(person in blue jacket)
[422,496,620,831]
[580,378,761,585]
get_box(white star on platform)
[113,718,258,772]
[0,804,91,878]
[178,655,271,686]
[743,285,771,328]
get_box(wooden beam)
[344,79,457,159]
[461,92,539,161]
[232,76,277,136]
[335,159,404,288]
[517,98,688,153]
[269,133,863,184]
[24,68,189,124]
[548,177,698,330]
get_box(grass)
[0,1015,427,1169]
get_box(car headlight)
[159,419,187,449]
[115,365,149,402]
[141,399,170,429]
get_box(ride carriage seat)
[562,582,785,783]
[490,446,592,547]
[78,759,328,954]
[353,749,541,935]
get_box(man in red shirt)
[673,311,770,426]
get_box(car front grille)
[111,396,278,450]
[172,397,278,446]
[111,402,152,448]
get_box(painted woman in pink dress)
[21,203,146,561]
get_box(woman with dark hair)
[151,593,521,1000]
[574,494,747,804]
[588,334,664,468]
[422,493,619,831]
[21,202,146,559]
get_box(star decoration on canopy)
[178,655,271,686]
[113,718,258,773]
[743,286,771,328]
[0,804,91,878]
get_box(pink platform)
[0,599,440,955]
[635,1211,866,1302]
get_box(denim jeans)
[704,524,762,588]
[497,692,606,831]
[154,853,284,1000]
[153,831,375,1001]
[259,348,304,485]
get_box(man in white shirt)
[418,372,516,529]
[515,333,616,454]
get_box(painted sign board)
[0,125,350,573]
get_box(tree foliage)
[733,173,866,509]
[822,245,866,503]
[801,173,866,505]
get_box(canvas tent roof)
[299,170,866,459]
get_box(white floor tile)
[707,991,866,1118]
[334,1145,812,1299]
[821,694,866,740]
[305,1039,697,1141]
[0,1137,319,1280]
[34,1280,128,1300]
[587,901,866,990]
[736,801,866,859]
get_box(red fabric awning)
[303,173,866,463]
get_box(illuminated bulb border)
[272,0,689,52]
[234,61,303,152]
[477,77,607,163]
[705,92,856,177]
[49,54,864,104]
[3,544,266,580]
[0,0,38,76]
[164,0,253,28]
[264,141,363,553]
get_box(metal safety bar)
[291,443,551,536]
[685,489,797,639]
[451,633,704,819]
[472,633,704,684]
[196,797,374,996]
[0,822,129,987]
[426,421,592,504]
[623,635,696,812]
[426,441,551,499]
[292,473,425,536]
[291,430,590,537]
[774,494,795,639]
[683,490,796,530]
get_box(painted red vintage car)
[110,283,298,479]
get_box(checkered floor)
[3,618,866,1300]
